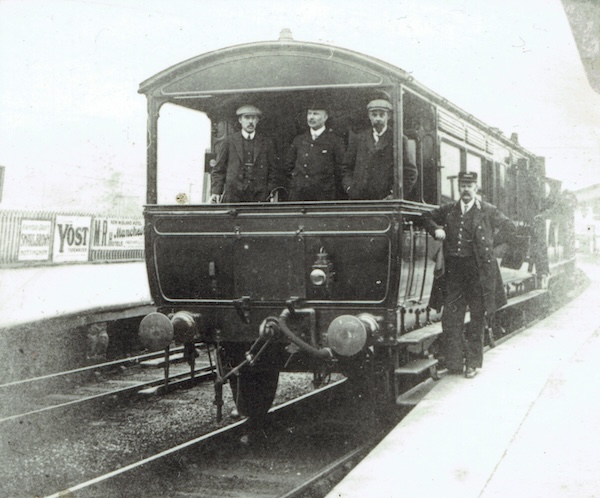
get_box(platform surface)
[327,258,600,498]
[0,262,152,329]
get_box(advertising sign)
[18,219,52,261]
[90,218,144,250]
[53,215,92,262]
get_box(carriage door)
[401,90,437,204]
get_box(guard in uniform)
[210,105,279,203]
[421,172,515,378]
[343,99,418,199]
[283,104,347,201]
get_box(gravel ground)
[0,370,322,497]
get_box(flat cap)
[367,99,393,112]
[458,171,478,182]
[236,105,262,116]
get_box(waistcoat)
[447,206,476,257]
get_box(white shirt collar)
[311,126,326,139]
[242,131,255,140]
[461,198,476,214]
[373,125,388,141]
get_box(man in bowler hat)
[210,105,278,203]
[421,172,515,378]
[283,104,347,201]
[343,99,418,199]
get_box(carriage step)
[499,288,548,310]
[395,358,438,376]
[397,324,442,345]
[396,378,438,407]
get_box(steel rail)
[0,365,215,424]
[44,378,347,498]
[280,443,374,498]
[0,344,199,389]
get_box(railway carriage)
[137,31,575,418]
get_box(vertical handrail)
[403,221,416,303]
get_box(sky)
[1,0,599,211]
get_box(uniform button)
[303,164,307,167]
[305,175,309,178]
[458,241,461,244]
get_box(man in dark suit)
[210,105,278,203]
[343,99,418,199]
[283,105,347,201]
[421,172,515,378]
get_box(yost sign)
[53,215,92,262]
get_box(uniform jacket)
[211,132,278,203]
[283,129,347,201]
[344,130,418,199]
[421,199,516,313]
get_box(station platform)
[0,262,152,329]
[328,259,600,498]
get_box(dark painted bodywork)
[145,201,436,346]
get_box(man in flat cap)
[422,171,516,378]
[343,99,418,199]
[283,104,347,201]
[210,105,278,203]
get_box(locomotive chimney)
[279,28,294,41]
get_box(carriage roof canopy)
[138,39,405,98]
[138,34,538,159]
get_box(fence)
[0,210,144,266]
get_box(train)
[136,30,576,420]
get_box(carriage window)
[406,138,417,169]
[440,142,461,200]
[494,144,511,168]
[466,153,482,192]
[157,104,211,204]
[498,163,506,189]
[402,90,437,203]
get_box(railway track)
[0,363,323,498]
[43,378,398,498]
[1,275,583,497]
[0,345,215,424]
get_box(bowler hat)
[236,105,262,117]
[458,171,478,183]
[367,99,393,112]
[306,102,328,112]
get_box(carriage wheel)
[347,349,397,401]
[339,351,376,400]
[230,367,280,418]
